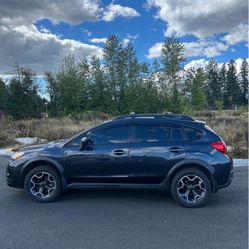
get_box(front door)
[64,125,132,183]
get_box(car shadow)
[59,188,173,203]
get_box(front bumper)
[6,160,25,188]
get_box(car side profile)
[6,114,233,207]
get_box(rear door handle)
[169,147,184,153]
[112,149,128,156]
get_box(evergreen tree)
[240,59,248,105]
[0,78,7,109]
[7,66,44,119]
[190,68,206,110]
[88,56,108,111]
[161,37,185,113]
[205,58,222,108]
[45,71,60,115]
[103,35,125,113]
[218,63,227,104]
[56,54,87,114]
[224,60,242,108]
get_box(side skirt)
[67,182,167,190]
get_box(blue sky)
[0,0,248,75]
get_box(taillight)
[211,141,227,154]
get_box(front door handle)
[112,149,128,156]
[169,147,184,153]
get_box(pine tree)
[103,35,124,113]
[240,59,248,105]
[56,54,87,114]
[160,37,185,113]
[190,68,206,110]
[88,56,108,111]
[7,66,44,119]
[45,72,60,115]
[218,63,227,103]
[224,60,242,108]
[205,58,222,108]
[0,78,7,109]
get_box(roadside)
[0,110,248,158]
[0,156,247,249]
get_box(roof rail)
[114,113,194,121]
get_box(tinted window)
[135,126,170,143]
[89,126,130,145]
[171,128,185,141]
[71,136,84,146]
[185,127,203,141]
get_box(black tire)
[170,168,211,208]
[24,165,61,203]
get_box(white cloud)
[0,0,105,73]
[146,0,248,39]
[147,39,229,59]
[184,59,209,70]
[233,58,249,73]
[147,42,163,58]
[222,24,248,45]
[0,0,100,25]
[90,38,107,44]
[0,23,103,73]
[123,38,131,46]
[184,58,249,72]
[102,3,140,22]
[184,40,229,58]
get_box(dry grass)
[0,112,110,146]
[0,110,248,158]
[191,110,248,158]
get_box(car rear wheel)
[171,168,211,208]
[24,166,61,202]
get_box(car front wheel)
[24,165,61,202]
[171,168,211,208]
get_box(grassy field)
[0,110,248,158]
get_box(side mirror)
[80,137,89,151]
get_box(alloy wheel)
[29,172,57,199]
[176,174,206,203]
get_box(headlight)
[11,152,24,160]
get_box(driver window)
[89,126,130,145]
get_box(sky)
[0,0,248,76]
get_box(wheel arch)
[21,157,68,190]
[163,160,218,193]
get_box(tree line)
[0,35,248,119]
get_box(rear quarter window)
[184,127,203,141]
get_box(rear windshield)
[184,127,203,141]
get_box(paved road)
[0,156,248,249]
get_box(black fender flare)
[162,159,218,192]
[21,156,68,189]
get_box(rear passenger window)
[185,127,203,141]
[171,128,185,141]
[135,126,170,143]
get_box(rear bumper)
[211,155,233,192]
[217,170,234,190]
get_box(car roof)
[97,114,206,130]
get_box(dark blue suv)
[6,114,233,207]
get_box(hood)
[16,139,68,153]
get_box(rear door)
[128,124,189,184]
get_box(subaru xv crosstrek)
[6,114,233,207]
